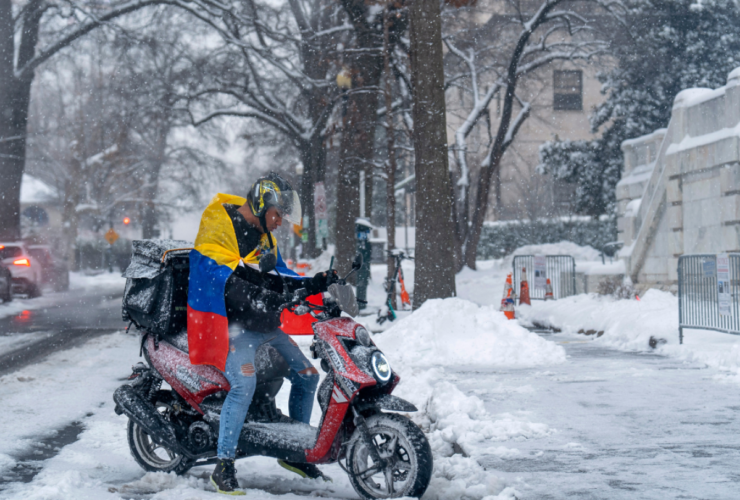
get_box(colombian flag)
[187,193,298,371]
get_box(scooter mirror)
[259,253,277,274]
[352,253,363,270]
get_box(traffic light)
[123,217,131,225]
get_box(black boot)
[278,459,332,482]
[211,458,245,496]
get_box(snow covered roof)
[21,174,57,204]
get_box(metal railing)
[512,255,576,300]
[678,254,740,343]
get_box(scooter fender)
[113,384,190,457]
[354,394,418,413]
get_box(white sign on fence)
[534,255,547,289]
[717,253,732,317]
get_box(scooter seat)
[163,330,289,382]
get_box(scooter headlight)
[371,351,392,383]
[355,326,371,347]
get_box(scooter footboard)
[114,384,189,456]
[238,421,316,462]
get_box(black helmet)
[247,172,302,227]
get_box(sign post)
[104,228,119,246]
[314,182,328,249]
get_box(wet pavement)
[461,332,740,499]
[0,288,123,376]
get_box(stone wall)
[618,67,740,289]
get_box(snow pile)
[375,297,567,368]
[385,368,537,500]
[517,289,677,351]
[372,298,566,499]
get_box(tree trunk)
[384,10,397,308]
[335,0,384,276]
[298,135,326,259]
[409,0,457,307]
[0,0,32,241]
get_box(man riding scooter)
[187,173,336,495]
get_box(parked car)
[0,262,11,303]
[0,242,43,297]
[28,245,70,292]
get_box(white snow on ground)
[9,240,740,498]
[365,298,565,499]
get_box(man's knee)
[298,366,319,376]
[295,366,320,389]
[228,363,257,395]
[240,363,256,377]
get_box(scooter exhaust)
[113,384,190,457]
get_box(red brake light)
[0,245,4,249]
[13,258,30,267]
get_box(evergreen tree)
[539,0,740,216]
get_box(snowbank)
[517,289,677,351]
[369,297,565,499]
[375,297,567,368]
[517,289,740,385]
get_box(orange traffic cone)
[544,278,554,301]
[519,267,531,305]
[501,273,516,320]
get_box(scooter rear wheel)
[126,393,194,475]
[347,413,433,499]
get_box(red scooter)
[113,252,432,499]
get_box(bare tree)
[183,0,351,259]
[445,0,616,269]
[27,27,222,263]
[0,0,194,240]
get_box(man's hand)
[307,270,338,294]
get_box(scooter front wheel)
[126,394,194,475]
[346,413,433,499]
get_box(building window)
[553,70,582,111]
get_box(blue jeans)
[217,328,320,459]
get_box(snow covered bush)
[477,217,616,259]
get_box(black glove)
[326,269,339,286]
[305,270,336,295]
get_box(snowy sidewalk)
[455,331,740,499]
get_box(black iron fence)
[512,255,577,300]
[678,254,740,343]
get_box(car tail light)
[13,258,30,267]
